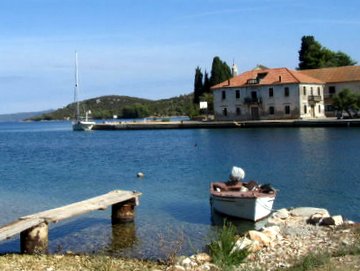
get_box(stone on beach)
[247,230,271,247]
[289,207,330,218]
[320,215,344,226]
[272,208,289,219]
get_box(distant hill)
[29,94,196,121]
[0,110,54,122]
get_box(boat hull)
[210,193,275,221]
[72,121,95,131]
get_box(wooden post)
[111,198,138,224]
[20,222,48,254]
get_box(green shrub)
[208,221,249,271]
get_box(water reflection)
[210,208,267,233]
[107,222,138,253]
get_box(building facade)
[212,68,325,121]
[301,66,360,117]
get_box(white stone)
[194,253,211,264]
[332,215,344,226]
[233,236,253,251]
[290,207,330,218]
[181,257,198,269]
[273,208,289,219]
[248,230,271,247]
[262,226,281,241]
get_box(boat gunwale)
[210,181,276,199]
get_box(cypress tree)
[210,56,232,86]
[193,66,203,104]
[203,71,211,94]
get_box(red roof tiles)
[300,66,360,83]
[211,67,323,90]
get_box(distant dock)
[92,119,360,130]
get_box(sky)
[0,0,359,114]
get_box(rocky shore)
[167,207,359,271]
[0,207,358,271]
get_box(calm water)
[0,121,359,259]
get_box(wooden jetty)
[0,190,141,254]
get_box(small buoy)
[137,172,144,178]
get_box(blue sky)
[0,0,359,114]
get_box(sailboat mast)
[74,51,80,120]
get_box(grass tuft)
[208,220,249,271]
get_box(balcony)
[308,95,322,103]
[244,97,262,105]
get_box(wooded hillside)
[30,94,195,120]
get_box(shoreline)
[92,118,360,130]
[0,207,358,271]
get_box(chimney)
[279,76,282,82]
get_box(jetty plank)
[21,190,141,223]
[0,218,45,241]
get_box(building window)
[269,88,273,97]
[269,106,275,115]
[223,107,227,116]
[284,87,289,97]
[236,90,240,99]
[318,105,321,113]
[329,86,336,95]
[285,105,290,114]
[303,86,306,96]
[310,87,313,95]
[222,91,226,100]
[236,107,241,115]
[304,105,307,114]
[317,87,321,96]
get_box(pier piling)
[20,222,49,254]
[111,198,138,223]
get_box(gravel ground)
[0,254,166,271]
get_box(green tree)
[202,71,211,94]
[332,51,357,67]
[193,66,203,104]
[298,35,356,70]
[210,56,232,86]
[333,88,359,118]
[122,103,150,118]
[298,36,324,70]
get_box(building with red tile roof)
[301,66,360,116]
[211,67,325,121]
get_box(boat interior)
[211,181,275,196]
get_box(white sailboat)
[72,52,96,131]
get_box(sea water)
[0,121,359,259]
